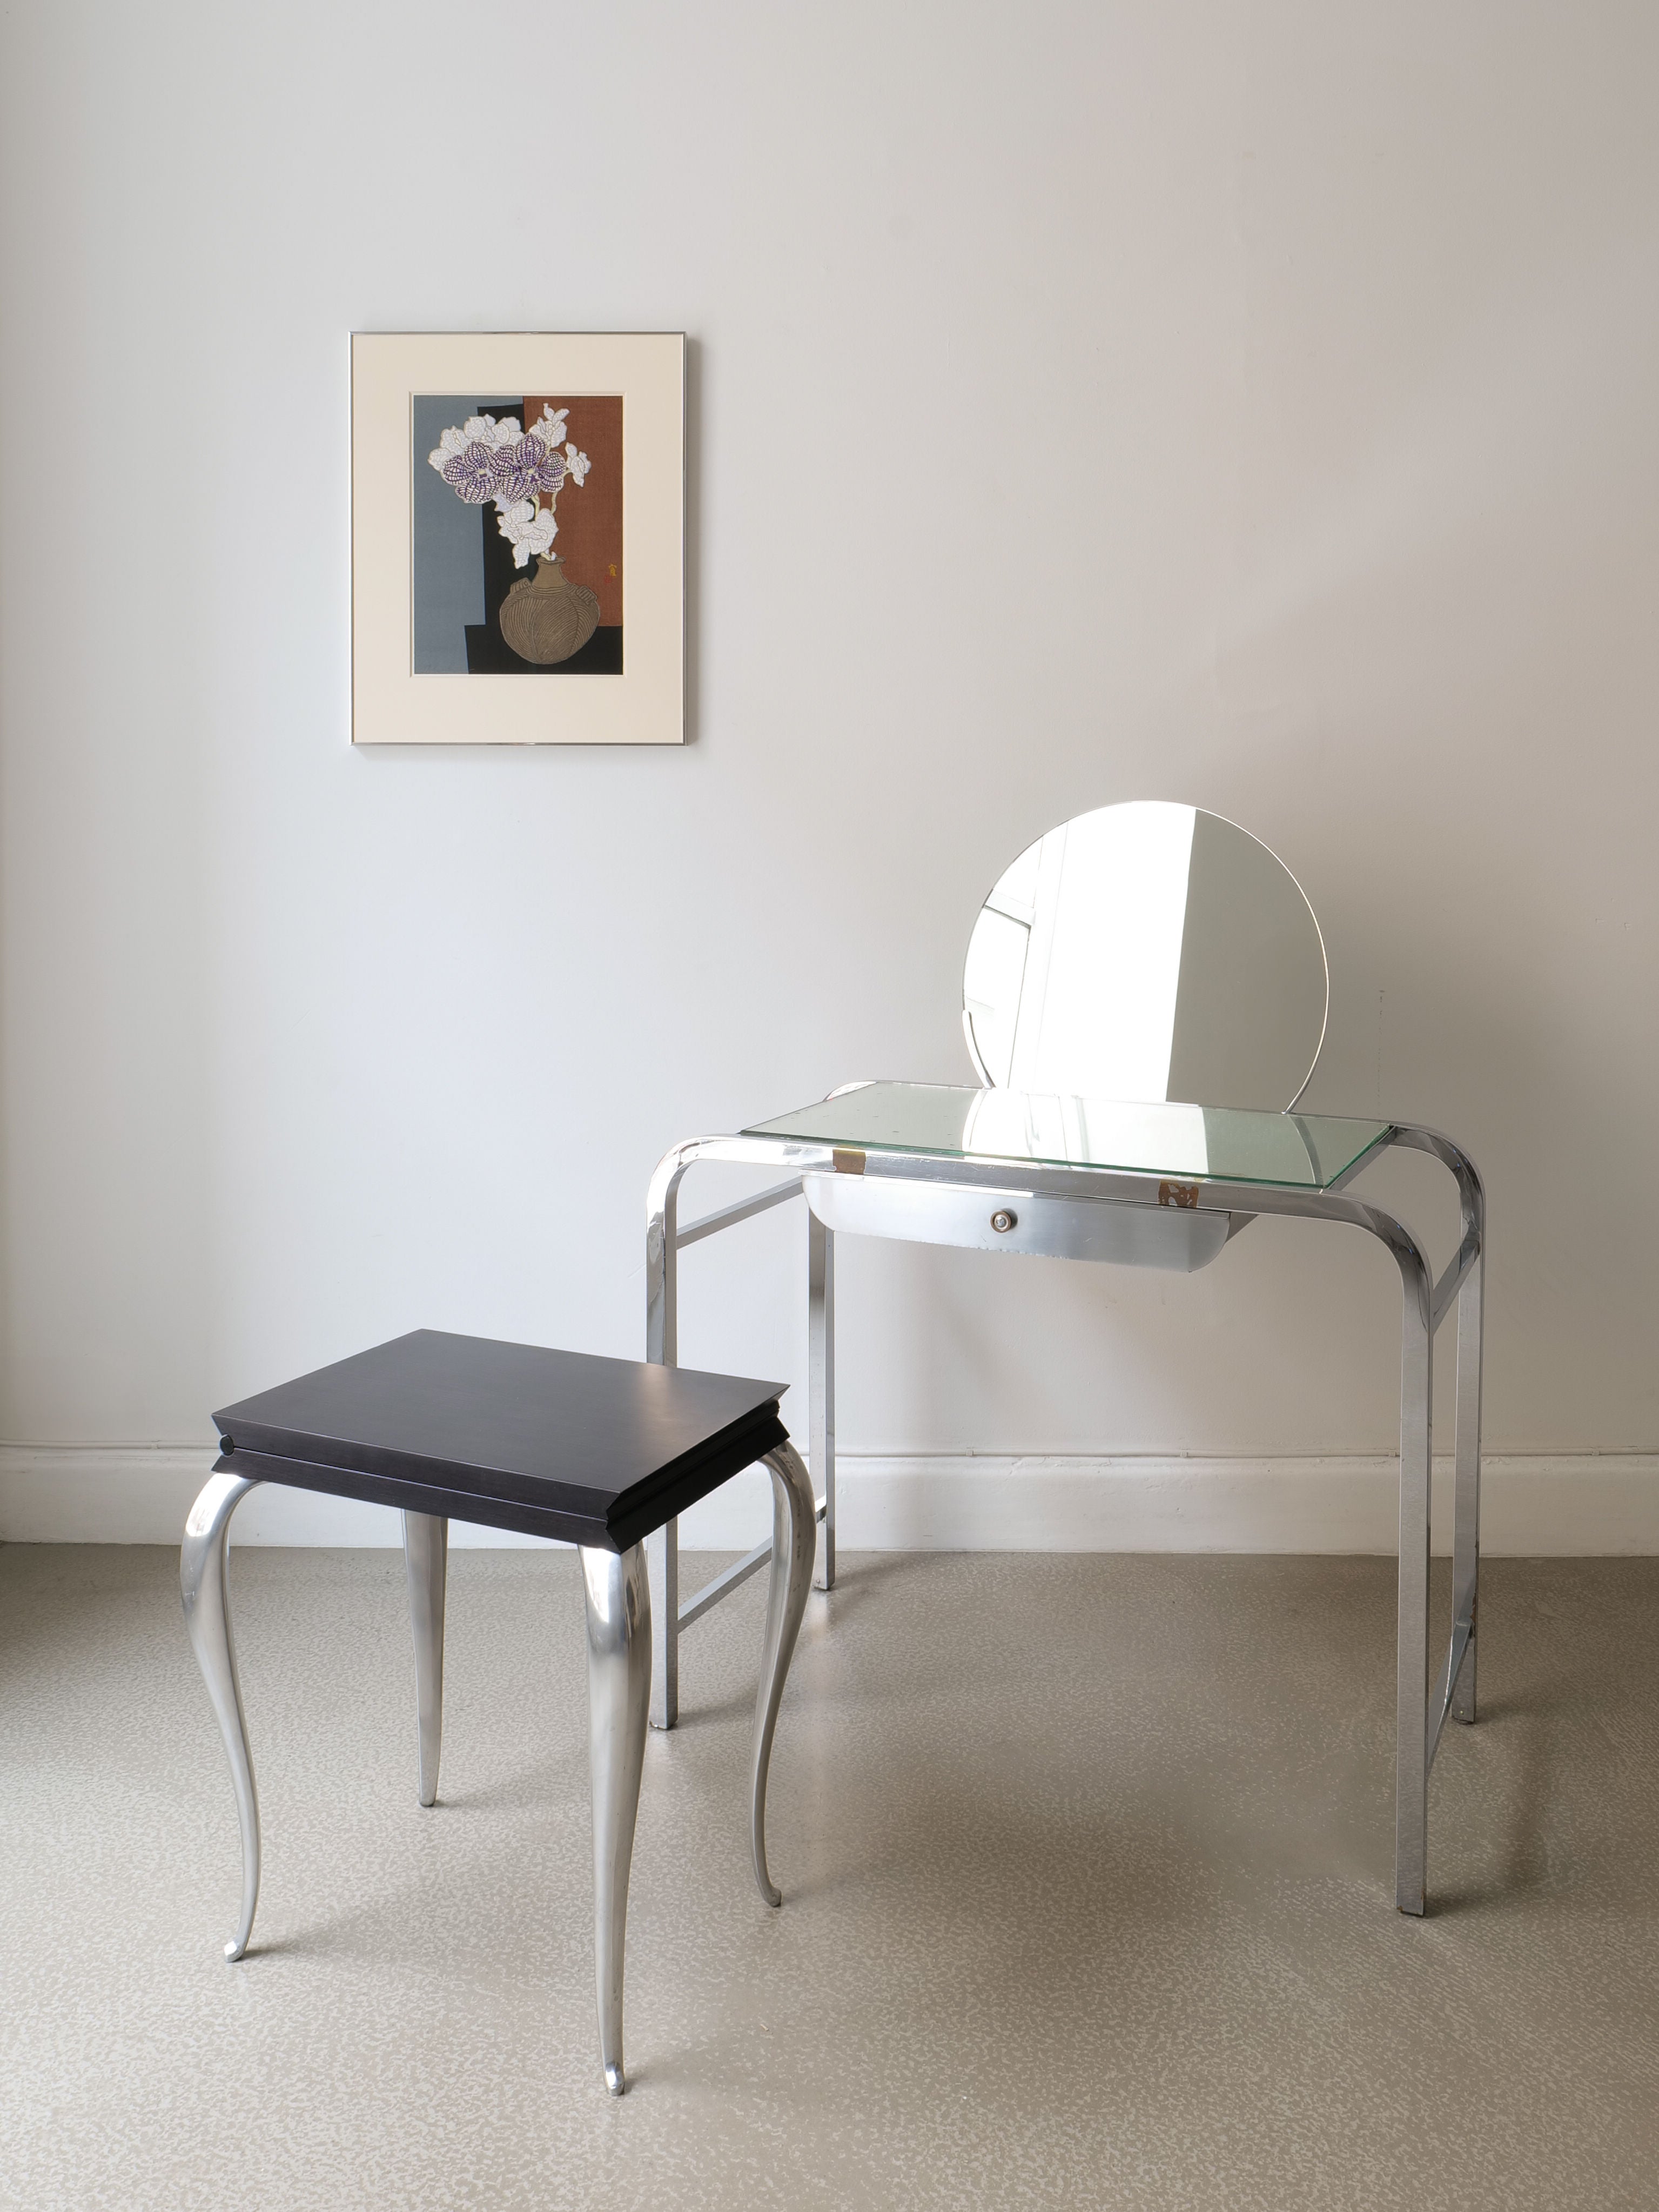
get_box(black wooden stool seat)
[182,1330,818,2095]
[211,1329,790,1549]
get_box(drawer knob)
[990,1209,1017,1234]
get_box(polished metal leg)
[1449,1250,1484,1727]
[180,1470,263,1962]
[647,1155,681,1732]
[809,1211,836,1591]
[581,1541,651,2097]
[648,1519,678,1731]
[750,1442,818,1907]
[1395,1272,1433,1917]
[402,1511,448,1806]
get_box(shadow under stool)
[181,1328,816,2095]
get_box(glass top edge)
[737,1083,1394,1192]
[743,1082,1389,1130]
[735,1131,1394,1191]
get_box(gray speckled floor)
[1,1546,1656,2211]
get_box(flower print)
[492,439,540,505]
[438,438,505,504]
[493,433,567,505]
[427,413,527,500]
[429,407,591,530]
[496,498,559,568]
[462,413,521,447]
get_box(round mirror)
[962,801,1328,1112]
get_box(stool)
[182,1329,816,2095]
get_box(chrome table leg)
[809,1211,836,1591]
[402,1511,448,1806]
[1384,1122,1486,1899]
[750,1442,817,1906]
[647,1152,681,1731]
[1450,1248,1485,1726]
[648,1519,678,1731]
[581,1541,651,2097]
[180,1470,263,1962]
[1395,1263,1433,1917]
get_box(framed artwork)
[351,332,684,745]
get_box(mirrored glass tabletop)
[743,1083,1392,1191]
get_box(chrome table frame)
[180,1440,817,2094]
[646,1111,1484,1918]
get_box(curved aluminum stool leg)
[180,1470,262,1962]
[402,1512,448,1806]
[750,1440,817,1908]
[581,1542,651,2097]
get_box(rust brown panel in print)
[524,394,623,627]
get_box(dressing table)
[645,803,1485,1917]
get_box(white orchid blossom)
[530,404,569,446]
[496,498,559,568]
[564,444,590,485]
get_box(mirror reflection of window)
[963,801,1327,1112]
[963,1085,1213,1176]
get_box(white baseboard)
[3,1445,1658,1554]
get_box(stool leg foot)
[582,1541,650,2096]
[751,1442,816,1908]
[402,1512,448,1806]
[181,1470,262,1962]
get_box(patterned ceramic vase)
[498,555,601,666]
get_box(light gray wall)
[2,1,1655,1467]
